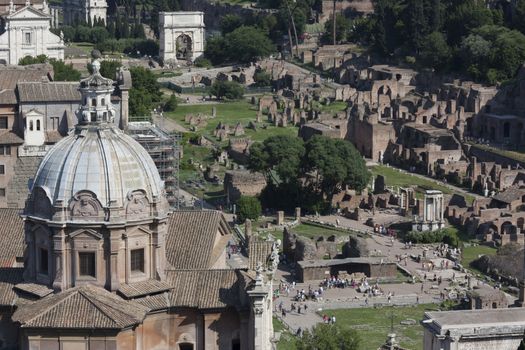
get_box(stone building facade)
[159,11,205,64]
[0,3,64,65]
[422,308,525,350]
[62,0,107,25]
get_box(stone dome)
[27,124,168,222]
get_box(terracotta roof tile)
[17,82,81,103]
[165,210,231,269]
[44,130,63,144]
[0,89,16,104]
[0,268,23,306]
[0,66,50,90]
[0,209,24,267]
[166,269,244,310]
[0,130,24,144]
[13,285,149,329]
[133,293,169,311]
[118,279,172,299]
[14,283,53,298]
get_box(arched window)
[36,120,41,131]
[29,120,33,131]
[101,98,105,106]
[92,98,97,107]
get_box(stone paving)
[272,226,511,333]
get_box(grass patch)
[291,223,349,239]
[461,244,497,270]
[166,99,298,145]
[371,165,475,205]
[274,317,297,350]
[322,304,439,350]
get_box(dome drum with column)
[22,59,169,292]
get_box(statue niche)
[126,190,149,220]
[69,191,102,219]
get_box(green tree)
[164,94,178,112]
[372,0,388,55]
[19,55,80,81]
[323,14,350,44]
[225,26,275,63]
[209,80,245,100]
[406,0,428,54]
[445,0,493,46]
[220,14,243,35]
[419,31,452,70]
[236,196,262,222]
[303,136,371,204]
[19,54,47,65]
[295,323,360,350]
[515,0,525,34]
[248,135,305,184]
[99,60,122,79]
[90,26,109,44]
[51,60,81,81]
[204,35,228,65]
[129,67,161,116]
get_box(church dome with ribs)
[25,59,168,222]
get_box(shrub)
[209,80,244,100]
[236,196,262,222]
[164,94,178,112]
[194,57,212,68]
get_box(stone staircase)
[7,156,43,208]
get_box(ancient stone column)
[276,211,284,226]
[295,207,301,223]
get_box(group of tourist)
[373,224,395,236]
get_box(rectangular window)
[0,165,4,175]
[130,249,144,273]
[0,145,11,156]
[0,188,5,197]
[0,117,7,129]
[24,32,32,45]
[79,252,96,277]
[52,117,59,130]
[39,248,48,275]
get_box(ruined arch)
[501,221,513,235]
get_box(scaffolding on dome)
[127,114,181,209]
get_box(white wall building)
[0,3,64,65]
[62,0,107,25]
[159,11,205,64]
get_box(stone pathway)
[273,230,513,333]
